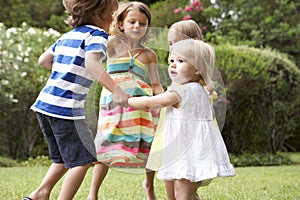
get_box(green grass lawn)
[1,164,299,200]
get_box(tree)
[211,0,300,67]
[0,0,67,32]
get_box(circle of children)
[23,0,236,200]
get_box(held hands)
[112,84,130,107]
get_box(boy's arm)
[128,91,179,110]
[85,52,129,106]
[38,51,53,70]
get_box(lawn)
[1,164,299,200]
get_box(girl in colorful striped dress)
[87,2,164,200]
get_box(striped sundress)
[94,50,159,167]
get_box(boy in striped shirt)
[24,0,127,200]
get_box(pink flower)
[173,8,181,14]
[182,15,192,20]
[202,26,207,31]
[184,5,193,12]
[192,0,200,8]
[196,6,204,12]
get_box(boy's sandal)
[22,197,32,200]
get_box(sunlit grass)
[1,164,300,200]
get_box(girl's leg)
[174,179,198,200]
[58,163,91,200]
[27,163,67,200]
[86,163,109,200]
[164,180,175,200]
[143,170,156,200]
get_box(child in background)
[128,39,236,200]
[168,20,219,126]
[87,2,164,200]
[23,0,127,200]
[167,20,203,47]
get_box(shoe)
[22,197,32,200]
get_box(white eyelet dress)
[146,82,236,183]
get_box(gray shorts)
[36,112,96,168]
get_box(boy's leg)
[86,163,109,200]
[143,170,156,200]
[164,180,175,200]
[27,163,67,200]
[58,163,91,200]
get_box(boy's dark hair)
[63,0,116,28]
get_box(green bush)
[0,156,18,167]
[215,44,300,154]
[21,155,52,167]
[230,153,292,167]
[0,22,61,159]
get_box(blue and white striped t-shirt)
[31,25,108,120]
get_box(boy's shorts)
[36,112,97,168]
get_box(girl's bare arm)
[146,49,164,95]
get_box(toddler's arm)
[128,91,179,110]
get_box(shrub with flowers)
[0,22,61,159]
[173,0,207,32]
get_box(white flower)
[2,80,9,85]
[11,98,18,103]
[48,28,61,37]
[24,58,29,63]
[28,27,37,35]
[18,44,22,51]
[13,63,19,70]
[22,22,27,27]
[21,72,27,77]
[2,50,8,57]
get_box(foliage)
[151,0,300,69]
[230,153,292,167]
[0,0,68,32]
[0,156,18,167]
[85,82,103,136]
[215,44,300,154]
[150,0,191,28]
[0,22,61,159]
[21,155,52,167]
[211,0,300,67]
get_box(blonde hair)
[171,39,214,87]
[109,1,151,42]
[63,0,118,28]
[169,20,203,43]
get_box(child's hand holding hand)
[113,85,130,107]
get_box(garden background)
[0,0,300,199]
